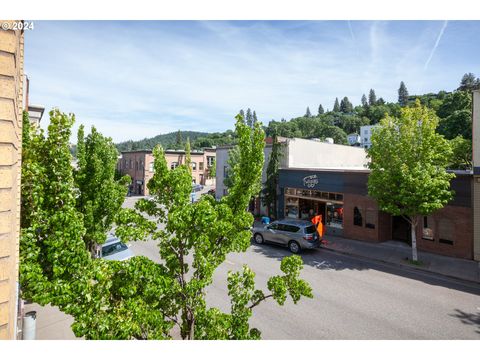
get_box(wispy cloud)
[24,20,478,143]
[424,20,448,70]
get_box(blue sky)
[25,20,480,143]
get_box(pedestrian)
[311,214,325,242]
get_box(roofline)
[279,167,370,173]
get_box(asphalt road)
[124,195,480,340]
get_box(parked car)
[192,184,203,192]
[251,219,320,254]
[101,236,134,261]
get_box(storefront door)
[392,216,411,244]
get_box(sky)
[24,20,480,143]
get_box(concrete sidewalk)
[322,234,480,283]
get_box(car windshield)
[304,225,316,234]
[102,242,128,257]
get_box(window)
[422,216,434,241]
[149,162,154,172]
[135,161,139,170]
[191,162,197,171]
[365,209,376,229]
[223,166,229,179]
[353,207,363,226]
[326,203,343,229]
[223,188,228,196]
[171,162,179,170]
[267,223,278,230]
[364,130,368,135]
[140,161,144,170]
[129,159,133,169]
[199,162,204,170]
[207,156,215,167]
[438,218,454,245]
[364,137,368,142]
[124,159,127,168]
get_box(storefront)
[284,187,344,236]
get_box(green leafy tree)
[448,136,472,170]
[368,89,377,106]
[333,98,340,112]
[318,104,324,115]
[115,116,312,339]
[262,134,282,219]
[176,130,183,148]
[223,145,241,190]
[367,101,455,262]
[75,125,130,256]
[305,107,312,118]
[208,158,216,179]
[398,81,409,106]
[253,110,258,125]
[437,91,472,140]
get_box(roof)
[280,166,370,173]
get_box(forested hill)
[116,131,210,152]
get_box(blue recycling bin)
[261,216,270,225]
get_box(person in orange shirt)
[311,214,325,240]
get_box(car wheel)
[254,233,264,244]
[288,240,301,254]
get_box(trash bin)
[23,311,37,340]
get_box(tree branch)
[249,294,274,310]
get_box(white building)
[215,137,368,216]
[360,125,380,149]
[347,133,361,146]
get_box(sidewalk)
[322,234,480,283]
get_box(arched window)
[171,161,179,170]
[353,207,362,226]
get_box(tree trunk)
[410,218,418,262]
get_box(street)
[129,237,480,340]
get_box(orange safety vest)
[311,215,325,238]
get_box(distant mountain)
[116,131,210,152]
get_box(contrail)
[424,20,448,70]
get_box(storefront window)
[326,203,343,229]
[353,207,362,226]
[422,216,434,241]
[365,209,376,229]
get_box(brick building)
[0,22,25,340]
[118,148,216,196]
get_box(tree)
[367,101,455,262]
[74,125,130,256]
[368,89,377,106]
[318,104,324,115]
[246,108,253,128]
[340,97,353,113]
[176,130,183,148]
[376,97,386,105]
[448,136,472,170]
[305,107,312,118]
[116,116,312,339]
[361,94,368,108]
[262,134,282,219]
[398,81,409,106]
[333,98,340,112]
[223,145,241,189]
[208,158,216,179]
[458,72,480,92]
[253,111,258,125]
[20,110,313,340]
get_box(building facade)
[118,148,216,196]
[360,125,380,149]
[473,90,480,261]
[0,22,25,340]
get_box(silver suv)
[252,219,320,254]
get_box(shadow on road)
[250,241,480,296]
[449,309,480,335]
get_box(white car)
[101,236,134,261]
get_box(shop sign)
[302,175,318,189]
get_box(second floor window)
[191,162,197,171]
[199,162,204,170]
[149,162,154,172]
[171,162,179,170]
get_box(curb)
[320,245,480,286]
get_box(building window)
[149,162,154,172]
[191,162,197,171]
[140,161,144,170]
[353,207,363,226]
[438,218,454,245]
[365,209,376,229]
[129,159,133,169]
[364,130,368,135]
[171,161,179,170]
[364,137,368,142]
[223,166,228,179]
[124,159,127,168]
[199,162,204,170]
[223,188,228,196]
[135,161,139,170]
[207,156,215,167]
[422,216,434,241]
[326,203,343,229]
